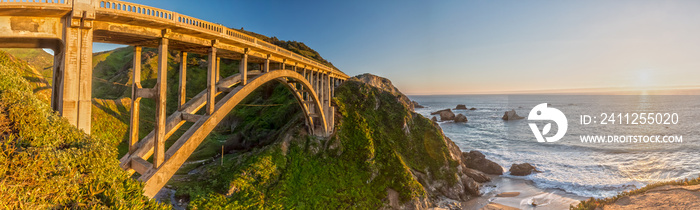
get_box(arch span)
[126,70,327,197]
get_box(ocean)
[409,94,700,198]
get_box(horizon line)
[405,85,700,96]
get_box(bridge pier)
[51,0,96,134]
[129,46,142,154]
[179,51,187,110]
[263,55,270,73]
[207,47,217,115]
[240,49,248,85]
[154,37,169,168]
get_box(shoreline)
[464,175,588,210]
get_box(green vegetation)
[0,48,52,103]
[0,48,53,82]
[236,29,337,69]
[171,79,460,209]
[571,175,700,210]
[0,51,166,209]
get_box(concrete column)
[320,72,325,109]
[207,47,217,115]
[178,51,187,110]
[240,51,248,85]
[129,46,142,154]
[154,38,169,168]
[300,66,306,100]
[281,59,286,70]
[326,73,331,106]
[309,69,314,97]
[263,56,270,72]
[216,57,221,83]
[53,3,95,134]
[51,47,64,113]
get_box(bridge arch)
[134,70,328,197]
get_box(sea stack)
[454,104,468,110]
[502,109,524,120]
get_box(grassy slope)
[572,176,700,210]
[0,50,166,209]
[0,48,53,83]
[175,80,460,209]
[0,49,53,103]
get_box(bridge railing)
[99,0,173,22]
[0,0,347,77]
[0,0,69,4]
[93,0,343,74]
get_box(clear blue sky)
[95,0,700,95]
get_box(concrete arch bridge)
[0,0,349,197]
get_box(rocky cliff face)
[332,75,483,207]
[350,73,416,111]
[177,74,483,209]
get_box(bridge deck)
[0,1,348,78]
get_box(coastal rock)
[431,109,451,115]
[440,110,455,121]
[509,163,541,176]
[463,167,491,183]
[462,176,480,196]
[412,101,425,108]
[462,151,503,175]
[431,116,438,122]
[469,107,477,110]
[454,114,468,123]
[502,109,524,120]
[454,104,468,110]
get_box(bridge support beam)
[154,37,169,168]
[52,0,95,134]
[207,47,217,115]
[179,52,187,110]
[263,56,270,73]
[129,46,142,154]
[216,57,221,83]
[240,50,248,85]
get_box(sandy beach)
[463,176,588,210]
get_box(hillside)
[0,48,53,103]
[0,50,165,209]
[1,44,483,208]
[162,74,481,209]
[0,48,53,82]
[236,29,337,69]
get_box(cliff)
[350,73,417,111]
[170,73,480,209]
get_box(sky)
[94,0,700,95]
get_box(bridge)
[0,0,349,197]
